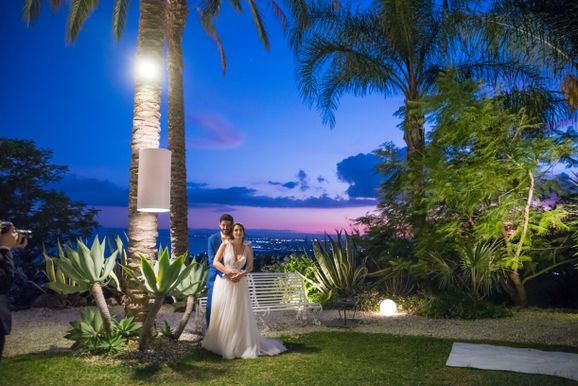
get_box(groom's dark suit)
[206,233,224,326]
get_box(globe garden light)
[379,299,397,316]
[137,148,171,213]
[135,56,161,81]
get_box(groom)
[205,213,234,326]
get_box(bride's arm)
[238,245,254,278]
[212,242,232,277]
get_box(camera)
[0,222,32,240]
[16,229,33,240]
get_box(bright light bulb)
[135,57,161,81]
[379,299,397,316]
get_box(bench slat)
[197,273,322,320]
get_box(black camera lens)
[16,229,32,239]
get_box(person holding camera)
[0,221,28,362]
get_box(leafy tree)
[418,72,576,305]
[291,0,575,230]
[0,138,98,305]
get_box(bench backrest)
[248,272,308,308]
[198,272,311,311]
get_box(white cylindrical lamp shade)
[137,148,171,213]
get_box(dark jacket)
[0,248,14,335]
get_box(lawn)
[1,331,577,385]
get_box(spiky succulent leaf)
[140,256,159,293]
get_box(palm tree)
[290,0,568,228]
[500,0,578,110]
[24,0,165,322]
[166,0,190,257]
[166,0,311,256]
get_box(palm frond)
[67,0,100,43]
[198,6,227,75]
[22,0,42,24]
[112,0,130,41]
[246,0,270,51]
[270,1,287,32]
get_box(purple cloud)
[187,112,245,149]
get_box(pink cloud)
[187,112,244,149]
[95,205,376,234]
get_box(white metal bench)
[197,272,322,327]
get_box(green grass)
[1,332,577,385]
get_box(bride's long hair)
[232,222,245,243]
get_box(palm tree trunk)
[172,295,195,339]
[402,98,426,230]
[126,0,166,323]
[166,0,190,258]
[139,296,164,350]
[90,283,112,333]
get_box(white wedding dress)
[202,240,287,359]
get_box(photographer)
[0,221,28,362]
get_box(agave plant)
[65,308,140,354]
[44,236,119,332]
[302,232,368,300]
[166,258,208,339]
[138,247,197,350]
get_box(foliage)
[139,247,196,297]
[0,138,98,306]
[169,258,208,299]
[412,240,507,299]
[65,308,140,355]
[362,72,577,307]
[281,254,325,302]
[414,292,513,320]
[43,237,119,295]
[356,286,382,312]
[393,294,431,315]
[301,232,368,300]
[139,248,200,349]
[44,236,120,332]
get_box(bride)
[202,222,287,359]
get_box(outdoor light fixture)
[137,148,171,213]
[379,299,397,316]
[135,56,161,81]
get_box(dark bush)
[417,292,512,319]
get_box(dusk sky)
[1,1,406,233]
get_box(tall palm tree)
[166,0,312,257]
[23,0,165,322]
[290,0,566,228]
[166,0,190,258]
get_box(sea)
[94,227,324,258]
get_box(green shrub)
[356,287,383,312]
[65,308,140,354]
[260,261,285,273]
[415,292,512,319]
[393,294,430,315]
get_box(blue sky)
[0,1,406,232]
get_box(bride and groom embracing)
[202,214,287,359]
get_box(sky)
[0,1,406,233]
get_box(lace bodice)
[223,241,246,272]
